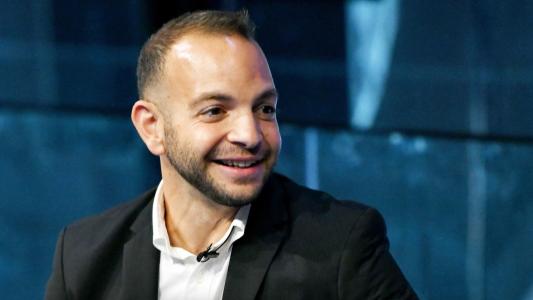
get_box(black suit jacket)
[45,173,418,299]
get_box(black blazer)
[45,173,418,300]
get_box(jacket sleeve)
[45,228,68,300]
[337,208,419,300]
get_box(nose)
[226,113,262,151]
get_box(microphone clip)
[195,227,236,263]
[196,244,219,262]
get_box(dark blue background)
[1,1,532,299]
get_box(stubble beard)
[164,126,274,207]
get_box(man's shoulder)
[64,187,156,238]
[269,173,387,256]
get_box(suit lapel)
[223,176,289,300]
[119,199,160,300]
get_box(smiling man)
[45,10,418,300]
[144,28,281,209]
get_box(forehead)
[159,33,273,99]
[170,32,253,61]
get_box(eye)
[199,106,227,122]
[256,104,277,120]
[261,105,276,114]
[204,107,223,116]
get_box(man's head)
[136,10,256,100]
[131,10,281,207]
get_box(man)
[45,10,418,300]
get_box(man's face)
[156,33,281,207]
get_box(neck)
[161,167,239,255]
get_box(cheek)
[262,123,282,151]
[187,127,227,155]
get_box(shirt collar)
[152,180,250,261]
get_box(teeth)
[220,160,257,168]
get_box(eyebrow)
[254,88,279,104]
[188,92,232,109]
[189,87,278,109]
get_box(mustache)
[209,144,271,159]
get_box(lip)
[213,156,263,162]
[212,157,266,180]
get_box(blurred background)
[1,0,532,299]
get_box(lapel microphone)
[196,227,236,263]
[196,244,219,262]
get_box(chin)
[227,180,263,196]
[208,174,269,207]
[198,157,277,206]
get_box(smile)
[214,159,262,168]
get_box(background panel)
[0,111,157,299]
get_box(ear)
[131,100,166,156]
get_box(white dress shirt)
[152,181,250,300]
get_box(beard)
[164,123,275,207]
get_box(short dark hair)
[136,10,257,99]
